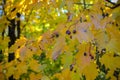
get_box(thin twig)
[105,0,116,5]
[106,3,120,9]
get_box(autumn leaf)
[9,36,26,53]
[29,73,42,80]
[0,0,120,80]
[28,59,40,72]
[100,52,120,80]
[52,36,66,60]
[14,61,28,79]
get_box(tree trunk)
[8,19,16,62]
[7,12,21,80]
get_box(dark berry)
[66,30,71,35]
[105,13,109,17]
[102,13,105,18]
[116,23,118,27]
[89,54,92,56]
[113,53,119,57]
[16,13,21,17]
[29,48,32,51]
[90,56,94,59]
[96,50,99,53]
[18,46,20,48]
[84,52,87,56]
[55,33,59,38]
[96,66,99,69]
[70,64,73,71]
[101,48,106,54]
[74,70,76,73]
[100,7,103,11]
[70,35,72,39]
[73,30,76,34]
[89,54,94,59]
[112,22,114,24]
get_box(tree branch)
[105,0,116,5]
[106,3,120,9]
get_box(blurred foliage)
[0,0,120,80]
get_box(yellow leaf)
[41,76,50,80]
[75,22,93,43]
[29,59,40,72]
[6,66,15,78]
[37,36,43,42]
[14,61,28,79]
[61,68,71,80]
[94,30,110,50]
[53,68,72,80]
[81,62,98,80]
[9,37,27,53]
[100,52,120,74]
[106,26,120,52]
[52,36,65,60]
[29,73,42,80]
[62,52,73,68]
[0,72,5,80]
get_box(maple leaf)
[52,36,66,60]
[29,73,42,80]
[9,37,26,53]
[28,59,40,72]
[14,61,28,79]
[100,52,120,80]
[0,0,120,79]
[81,62,98,80]
[75,22,93,43]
